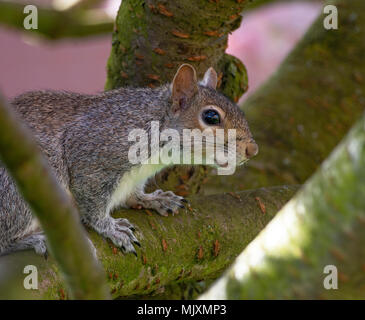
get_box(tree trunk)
[201,112,365,299]
[0,186,297,299]
[203,0,365,194]
[105,0,248,99]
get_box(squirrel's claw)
[137,190,187,216]
[120,245,137,257]
[95,217,140,256]
[116,218,135,230]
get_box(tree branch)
[0,93,109,299]
[0,185,298,299]
[0,1,113,40]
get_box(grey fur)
[0,65,257,256]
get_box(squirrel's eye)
[202,109,220,125]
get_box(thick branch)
[201,112,365,299]
[0,94,109,299]
[0,186,298,299]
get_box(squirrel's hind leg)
[5,232,47,257]
[126,188,187,216]
[4,233,97,259]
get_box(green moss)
[218,54,248,102]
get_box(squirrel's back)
[11,86,170,133]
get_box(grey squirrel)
[0,64,258,257]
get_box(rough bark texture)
[105,0,248,99]
[201,112,365,299]
[0,94,109,300]
[0,186,297,299]
[203,0,365,194]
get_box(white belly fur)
[22,216,41,238]
[106,163,166,214]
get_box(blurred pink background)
[0,1,321,100]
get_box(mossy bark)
[204,0,365,194]
[0,186,297,299]
[0,94,109,299]
[105,0,248,99]
[201,112,365,299]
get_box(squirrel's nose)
[245,142,259,159]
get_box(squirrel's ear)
[171,64,198,111]
[200,67,218,90]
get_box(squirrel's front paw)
[93,217,140,256]
[128,189,187,217]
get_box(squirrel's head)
[165,64,258,169]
